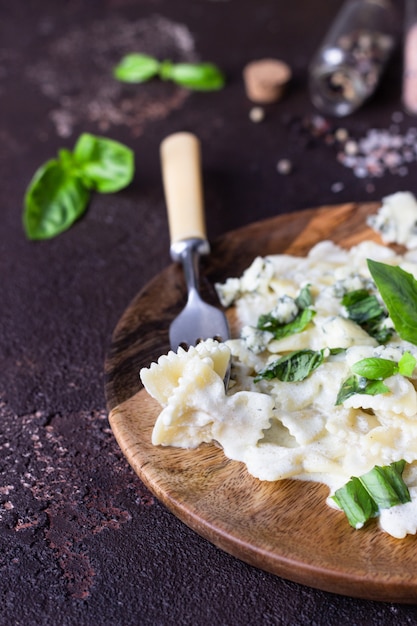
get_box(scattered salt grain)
[331,181,344,193]
[344,140,358,155]
[276,158,293,175]
[391,111,404,124]
[249,106,265,123]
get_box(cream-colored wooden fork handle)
[160,132,207,245]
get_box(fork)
[160,132,230,366]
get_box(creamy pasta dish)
[140,192,417,538]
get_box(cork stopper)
[243,58,292,103]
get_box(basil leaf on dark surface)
[23,134,134,240]
[368,259,417,345]
[23,160,90,240]
[255,349,324,383]
[114,53,225,91]
[159,61,225,91]
[113,53,160,83]
[73,133,134,193]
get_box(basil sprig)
[342,289,392,343]
[336,351,416,405]
[367,259,417,345]
[113,53,225,91]
[351,352,416,380]
[332,460,410,529]
[23,133,134,240]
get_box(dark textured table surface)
[3,1,417,624]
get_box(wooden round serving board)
[105,202,417,603]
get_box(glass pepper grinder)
[403,0,417,115]
[309,0,398,117]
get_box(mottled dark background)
[2,0,417,624]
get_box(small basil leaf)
[342,289,386,324]
[113,53,160,83]
[295,284,313,309]
[359,461,410,509]
[351,357,398,380]
[335,375,390,405]
[58,148,76,171]
[332,477,378,529]
[23,160,90,240]
[159,60,225,91]
[73,133,134,193]
[342,288,392,344]
[398,351,417,377]
[332,461,409,529]
[257,308,315,340]
[255,349,324,383]
[367,259,417,345]
[341,289,370,308]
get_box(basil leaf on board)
[351,357,398,380]
[332,477,378,529]
[255,349,324,383]
[23,160,90,240]
[113,53,161,83]
[159,60,225,91]
[332,460,410,529]
[359,461,410,509]
[257,308,315,340]
[73,133,134,193]
[367,259,417,345]
[335,375,390,405]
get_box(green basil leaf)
[257,308,315,340]
[341,289,370,309]
[113,53,160,83]
[332,477,378,529]
[332,461,409,529]
[359,461,410,509]
[73,133,134,193]
[295,284,313,309]
[335,375,390,405]
[23,160,90,240]
[367,259,417,345]
[159,60,225,91]
[351,357,398,380]
[255,349,324,383]
[342,289,385,325]
[342,288,392,343]
[398,351,417,377]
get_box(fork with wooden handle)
[160,132,230,374]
